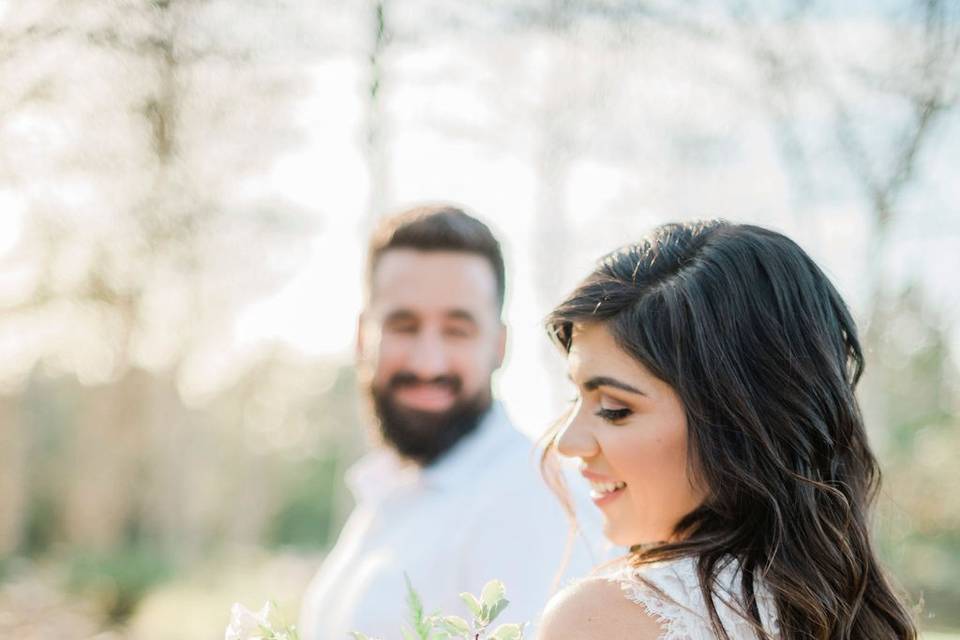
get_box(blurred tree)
[0,396,25,556]
[0,0,318,554]
[870,285,960,629]
[722,0,960,315]
[363,0,391,231]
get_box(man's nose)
[407,331,450,379]
[556,409,600,459]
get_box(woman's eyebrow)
[583,375,647,396]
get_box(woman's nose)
[556,409,600,459]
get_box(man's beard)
[370,372,492,466]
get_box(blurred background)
[0,0,958,638]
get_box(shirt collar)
[420,401,516,490]
[345,446,418,505]
[346,402,518,503]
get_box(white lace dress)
[604,556,781,639]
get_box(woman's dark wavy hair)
[543,221,916,639]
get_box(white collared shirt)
[298,403,606,640]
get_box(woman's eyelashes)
[568,389,632,423]
[595,406,632,423]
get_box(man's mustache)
[387,372,463,394]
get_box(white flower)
[225,602,275,640]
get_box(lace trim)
[605,558,780,640]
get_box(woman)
[538,221,916,639]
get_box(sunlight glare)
[234,232,363,357]
[0,190,25,256]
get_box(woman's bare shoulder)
[537,576,664,640]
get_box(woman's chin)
[603,520,668,549]
[602,521,640,548]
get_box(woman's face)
[556,322,706,547]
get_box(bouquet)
[224,576,525,640]
[224,601,299,640]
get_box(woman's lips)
[588,480,627,506]
[581,469,628,506]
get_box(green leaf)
[404,573,431,639]
[348,633,371,640]
[441,615,471,636]
[404,574,424,623]
[486,598,509,625]
[490,624,523,640]
[459,592,482,618]
[489,623,524,640]
[401,628,419,640]
[480,580,506,609]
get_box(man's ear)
[356,313,365,361]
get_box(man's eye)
[595,407,632,423]
[444,326,472,338]
[387,323,417,334]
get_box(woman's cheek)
[606,428,652,482]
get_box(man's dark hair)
[366,204,506,314]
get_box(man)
[299,205,602,639]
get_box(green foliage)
[66,544,175,624]
[866,285,960,631]
[22,494,59,556]
[404,573,434,640]
[355,577,526,640]
[20,374,80,556]
[265,454,341,550]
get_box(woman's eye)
[596,407,632,423]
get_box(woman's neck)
[629,541,667,554]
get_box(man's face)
[359,249,507,464]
